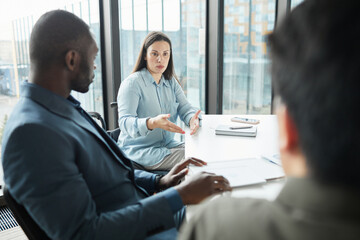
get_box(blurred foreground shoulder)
[179,196,270,240]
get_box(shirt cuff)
[138,117,150,136]
[185,115,193,127]
[161,188,184,213]
[186,113,202,127]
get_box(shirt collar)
[140,68,171,88]
[19,81,91,129]
[67,95,82,109]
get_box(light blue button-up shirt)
[117,68,199,166]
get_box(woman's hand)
[147,114,185,134]
[189,110,201,135]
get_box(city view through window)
[223,0,275,114]
[0,0,103,160]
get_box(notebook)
[215,124,257,137]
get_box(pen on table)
[262,156,282,166]
[229,126,253,129]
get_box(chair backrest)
[89,110,168,175]
[3,186,50,240]
[110,102,118,109]
[107,128,121,142]
[88,111,106,130]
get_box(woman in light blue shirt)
[117,31,201,170]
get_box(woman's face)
[145,40,171,79]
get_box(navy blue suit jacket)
[1,82,179,239]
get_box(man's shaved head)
[29,10,92,70]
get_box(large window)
[291,0,303,9]
[222,0,276,114]
[118,0,206,111]
[0,0,103,159]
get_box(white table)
[184,115,285,216]
[185,114,280,162]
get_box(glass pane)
[291,0,303,9]
[0,0,103,160]
[118,0,206,111]
[148,0,163,31]
[223,0,276,114]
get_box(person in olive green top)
[179,0,360,239]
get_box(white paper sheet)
[189,158,284,187]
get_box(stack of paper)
[189,158,284,188]
[215,125,257,137]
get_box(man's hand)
[158,157,207,190]
[175,172,232,205]
[147,114,185,134]
[189,110,201,135]
[158,157,232,204]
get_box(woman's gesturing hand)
[189,110,201,135]
[147,114,185,134]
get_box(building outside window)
[222,0,276,114]
[0,0,103,160]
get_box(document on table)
[189,158,285,187]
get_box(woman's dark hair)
[132,31,177,81]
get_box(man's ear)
[277,104,308,177]
[278,105,299,153]
[65,50,80,71]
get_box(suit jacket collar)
[20,81,135,172]
[21,81,103,139]
[276,177,360,219]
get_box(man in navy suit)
[1,10,231,239]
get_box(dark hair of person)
[29,10,92,71]
[132,31,178,81]
[268,0,360,188]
